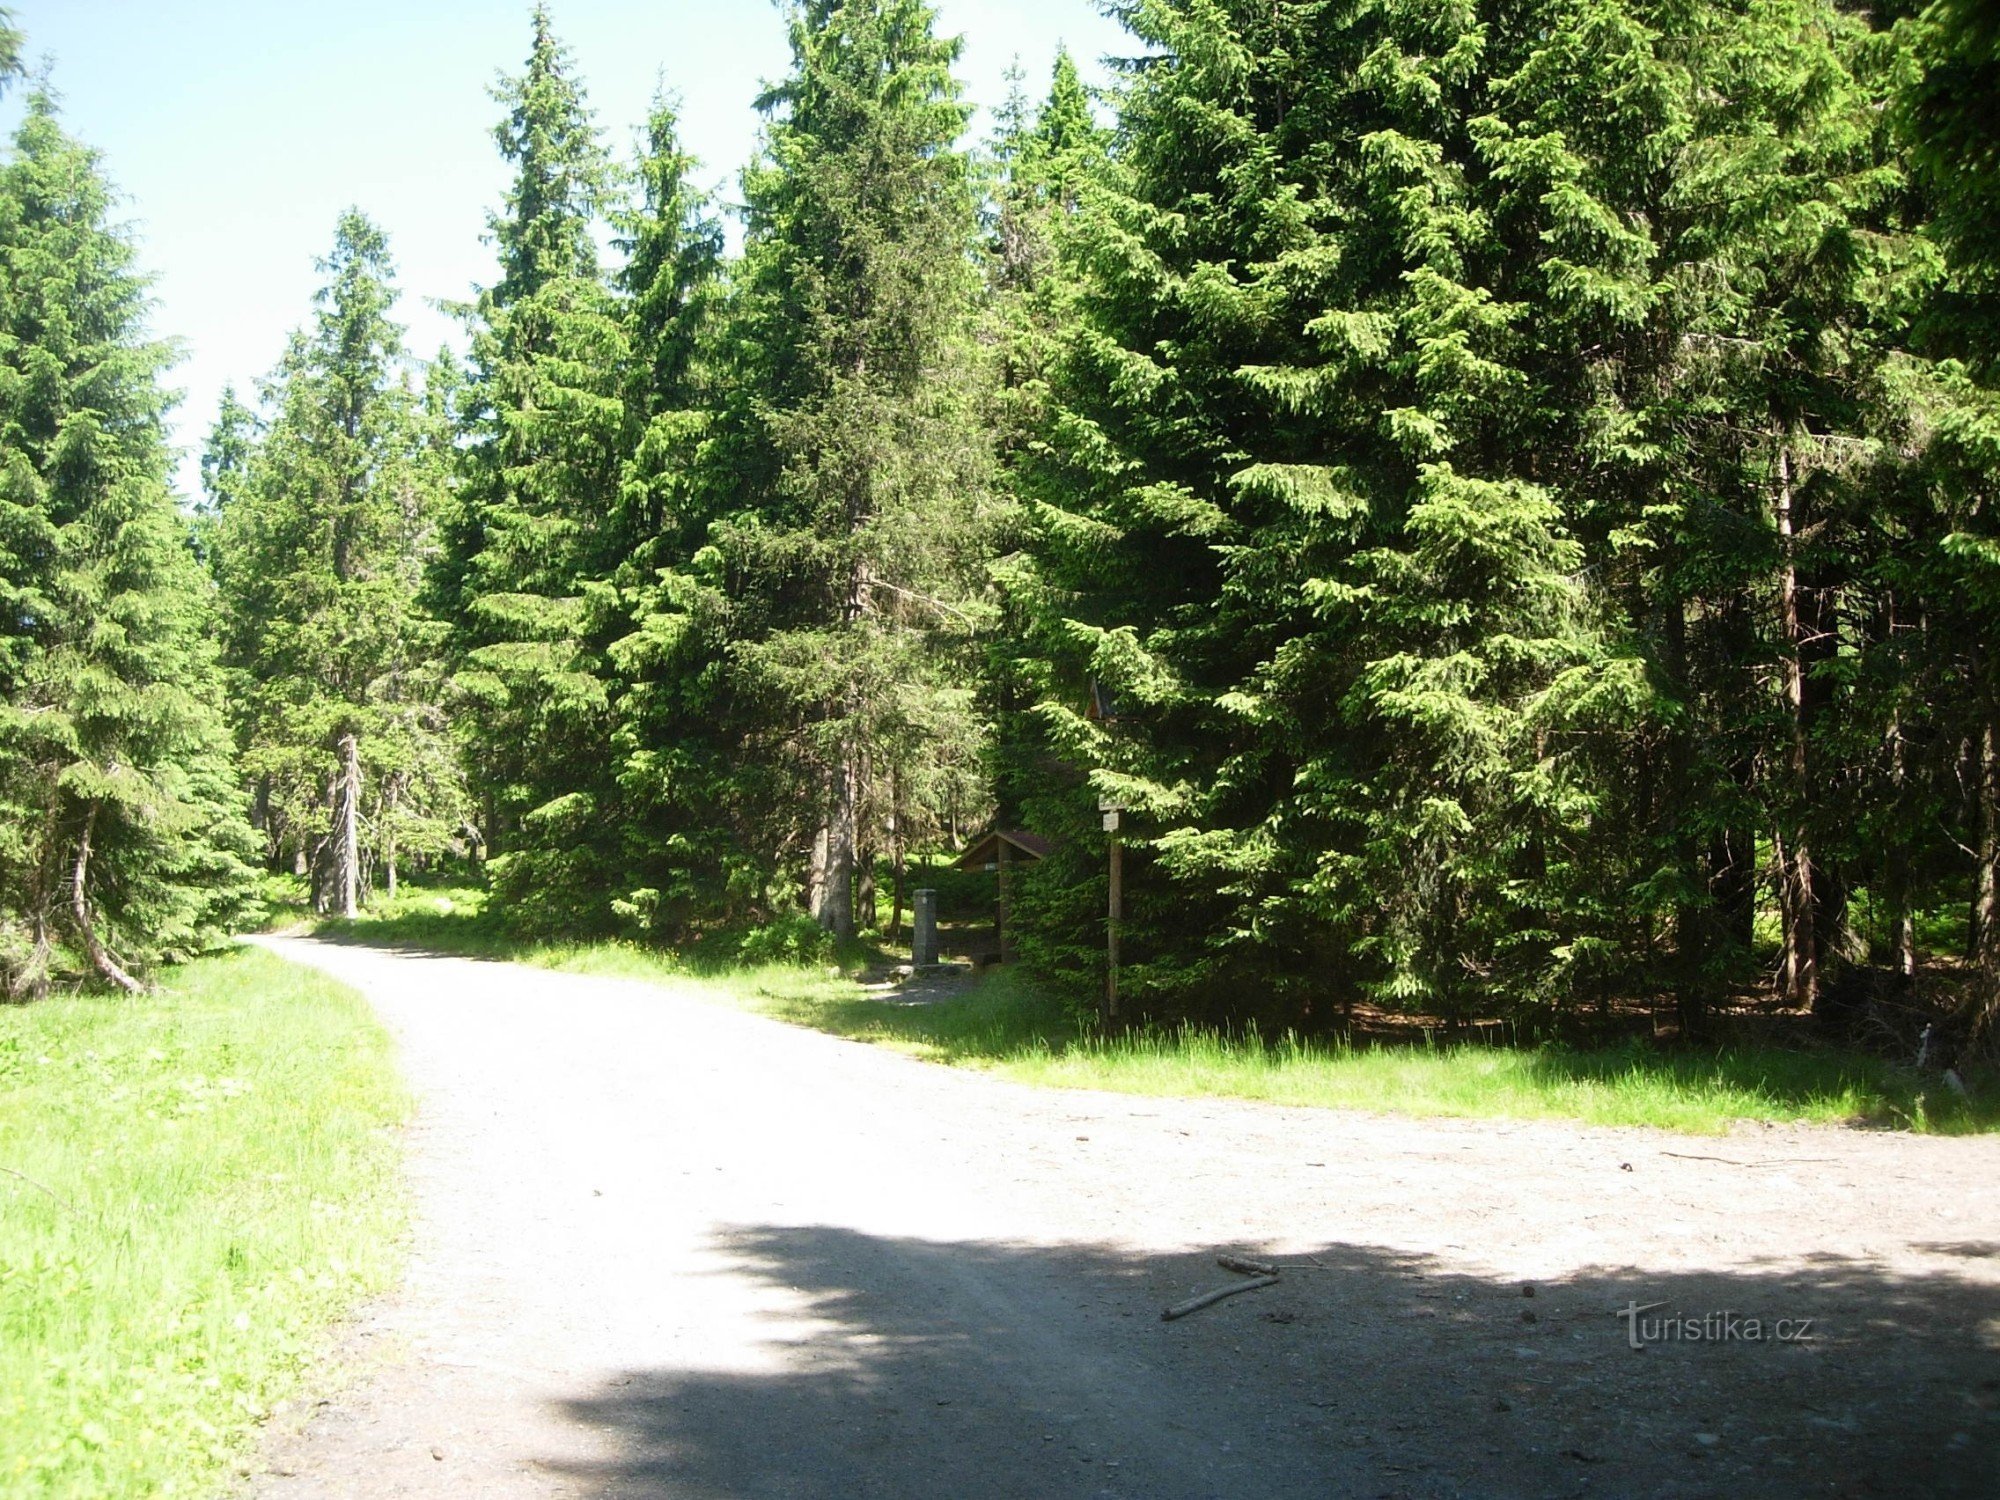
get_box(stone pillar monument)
[912,888,940,967]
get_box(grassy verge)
[725,965,1997,1135]
[318,885,1997,1135]
[0,947,408,1498]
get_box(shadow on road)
[538,1225,1997,1499]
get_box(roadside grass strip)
[324,895,1995,1135]
[0,948,407,1498]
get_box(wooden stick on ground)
[1162,1274,1280,1321]
[1216,1253,1279,1278]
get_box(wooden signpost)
[1101,797,1123,1027]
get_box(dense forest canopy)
[2,0,1997,1049]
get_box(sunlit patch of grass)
[316,893,1999,1135]
[0,948,408,1498]
[991,1028,1996,1134]
[711,967,1997,1134]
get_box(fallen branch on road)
[1217,1253,1279,1277]
[1162,1274,1280,1321]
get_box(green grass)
[0,948,408,1498]
[994,1023,1993,1133]
[319,881,881,978]
[319,883,1999,1135]
[720,964,1997,1135]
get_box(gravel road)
[247,936,2000,1499]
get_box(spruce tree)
[1905,0,2000,361]
[716,0,999,937]
[209,210,464,913]
[595,94,737,934]
[1478,0,1940,1027]
[1904,0,2000,1030]
[431,6,629,932]
[1000,0,1627,1023]
[0,93,254,994]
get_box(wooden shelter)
[955,829,1052,963]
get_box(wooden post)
[1102,802,1123,1027]
[1108,832,1122,1024]
[997,839,1013,963]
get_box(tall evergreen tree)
[0,92,255,994]
[209,210,464,913]
[593,93,737,934]
[1902,0,2000,1031]
[198,384,258,514]
[1002,0,1635,1024]
[431,6,630,931]
[1905,0,2000,361]
[1477,0,1942,1028]
[715,0,1000,937]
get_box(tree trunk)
[889,769,907,945]
[1660,594,1709,1038]
[1800,549,1846,975]
[1886,708,1917,978]
[856,841,876,935]
[335,732,361,921]
[71,803,143,994]
[998,839,1014,963]
[19,911,51,1002]
[13,791,64,1001]
[1976,706,2000,1037]
[1711,827,1757,958]
[814,550,870,939]
[1893,906,1918,981]
[1774,440,1819,1013]
[253,774,275,867]
[382,774,401,900]
[814,753,859,939]
[807,824,829,923]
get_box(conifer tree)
[716,0,999,937]
[1905,0,2000,361]
[1477,0,1940,1027]
[1902,0,2000,1029]
[594,94,737,934]
[0,93,254,994]
[980,49,1115,958]
[431,6,630,931]
[987,46,1101,293]
[209,210,464,913]
[199,385,258,514]
[1001,0,1629,1022]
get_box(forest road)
[247,935,2000,1500]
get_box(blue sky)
[7,1,1131,498]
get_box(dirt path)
[247,937,1999,1499]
